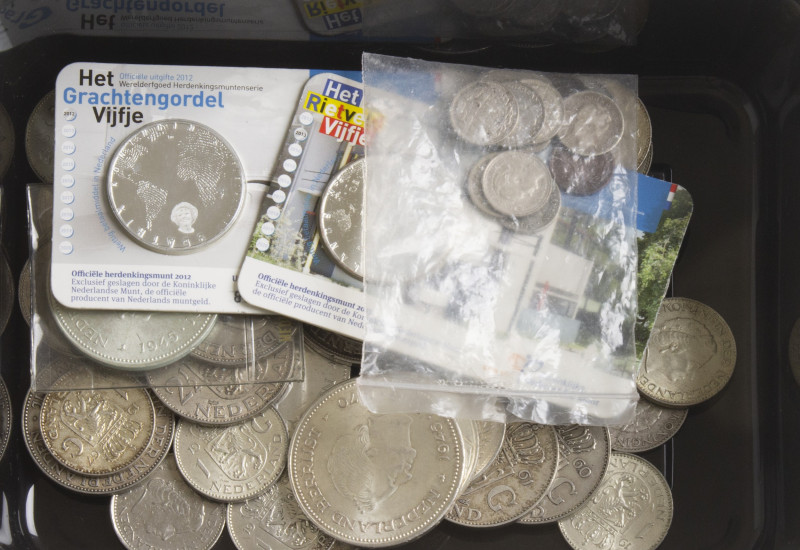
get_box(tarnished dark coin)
[609,398,688,453]
[0,377,10,463]
[191,314,297,365]
[558,452,673,550]
[549,146,615,196]
[107,119,246,254]
[112,454,227,550]
[0,102,14,179]
[558,91,624,156]
[446,423,559,527]
[449,81,518,146]
[23,386,176,495]
[319,158,365,281]
[148,343,295,426]
[637,297,736,407]
[25,90,55,183]
[303,324,362,365]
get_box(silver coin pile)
[450,72,636,234]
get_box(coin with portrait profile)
[637,297,736,407]
[288,379,465,547]
[107,119,246,254]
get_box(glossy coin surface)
[0,250,13,335]
[174,406,288,502]
[191,314,297,365]
[519,425,611,524]
[228,471,335,550]
[558,91,624,156]
[637,297,736,407]
[303,324,362,364]
[449,81,518,146]
[19,257,32,325]
[549,146,615,196]
[446,422,559,527]
[112,454,227,550]
[319,159,365,281]
[558,452,673,550]
[289,379,465,547]
[148,343,294,425]
[48,292,217,370]
[275,344,351,435]
[40,367,156,476]
[500,180,561,234]
[23,387,176,495]
[482,151,554,217]
[25,90,55,183]
[0,377,11,463]
[107,119,246,254]
[471,421,506,482]
[609,398,688,453]
[0,102,14,178]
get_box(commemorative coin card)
[51,62,313,313]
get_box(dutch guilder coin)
[549,146,615,196]
[191,314,297,365]
[148,342,295,425]
[466,153,504,219]
[558,452,673,550]
[521,78,565,144]
[637,297,737,407]
[303,324,362,365]
[39,367,156,476]
[25,90,55,183]
[519,425,611,525]
[558,91,624,156]
[319,158,365,281]
[609,398,688,453]
[496,81,545,148]
[640,140,654,174]
[19,257,32,325]
[174,406,288,502]
[0,377,11,462]
[48,290,217,369]
[482,151,554,218]
[289,379,465,547]
[449,80,518,146]
[446,422,559,527]
[0,249,13,334]
[499,178,561,234]
[228,471,336,550]
[111,454,227,550]
[23,384,176,495]
[107,119,246,254]
[471,420,506,483]
[635,97,653,172]
[0,102,13,179]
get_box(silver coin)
[289,379,465,547]
[0,102,14,179]
[500,179,561,234]
[609,398,688,453]
[482,151,554,217]
[48,291,217,370]
[466,153,504,218]
[789,318,800,387]
[0,249,13,335]
[635,97,652,172]
[520,78,564,144]
[228,471,335,550]
[107,119,246,254]
[25,90,55,184]
[319,158,365,281]
[112,454,227,550]
[39,367,157,476]
[449,81,519,146]
[0,377,11,463]
[519,425,611,524]
[471,420,506,482]
[446,422,559,527]
[191,314,298,365]
[558,452,673,550]
[174,406,289,502]
[558,91,624,156]
[23,385,175,495]
[148,342,295,425]
[275,344,351,436]
[19,257,32,326]
[496,81,545,148]
[637,297,737,407]
[639,140,653,174]
[455,418,479,492]
[303,324,362,365]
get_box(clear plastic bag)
[357,54,639,425]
